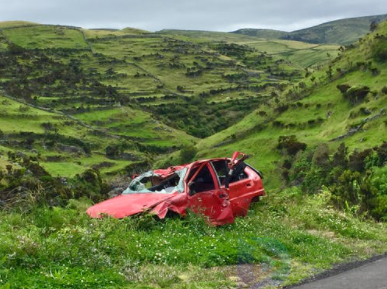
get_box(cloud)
[0,0,386,31]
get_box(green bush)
[343,86,370,105]
[180,145,198,163]
[372,37,387,62]
[277,135,307,156]
[336,83,351,94]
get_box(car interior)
[148,174,180,193]
[187,164,215,195]
[211,160,248,186]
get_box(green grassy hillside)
[1,18,387,289]
[192,19,387,197]
[1,190,386,288]
[233,14,387,45]
[0,21,39,28]
[232,28,287,39]
[285,14,387,44]
[0,93,195,178]
[2,25,88,49]
[159,29,339,68]
[1,21,326,179]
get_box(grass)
[82,27,149,39]
[192,20,387,191]
[40,161,86,177]
[1,188,386,288]
[0,95,138,177]
[0,90,195,178]
[286,14,387,45]
[160,30,339,69]
[2,26,89,49]
[1,18,387,288]
[234,14,387,45]
[0,21,38,28]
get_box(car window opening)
[188,164,215,195]
[212,160,248,185]
[123,168,187,194]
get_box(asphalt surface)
[290,256,387,289]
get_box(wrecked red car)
[87,152,265,225]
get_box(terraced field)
[191,20,387,190]
[1,21,332,177]
[159,29,339,68]
[1,18,387,289]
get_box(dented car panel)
[86,152,265,225]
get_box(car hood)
[86,193,177,219]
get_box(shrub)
[348,149,373,172]
[343,86,370,105]
[330,170,362,209]
[312,143,330,169]
[374,142,387,166]
[332,143,348,168]
[277,135,307,156]
[180,145,198,163]
[336,84,351,94]
[372,37,387,62]
[274,104,289,113]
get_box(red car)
[87,151,265,225]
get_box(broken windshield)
[122,168,187,194]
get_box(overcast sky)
[0,0,386,32]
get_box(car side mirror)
[188,182,195,196]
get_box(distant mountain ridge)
[233,14,387,44]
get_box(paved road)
[292,257,387,289]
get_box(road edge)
[284,251,387,288]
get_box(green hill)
[1,19,387,289]
[0,20,39,28]
[158,29,339,68]
[232,28,287,39]
[233,14,387,45]
[285,14,387,44]
[1,22,323,178]
[194,19,387,205]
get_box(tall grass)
[1,188,386,288]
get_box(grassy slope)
[193,20,387,190]
[0,22,314,150]
[0,94,131,177]
[2,20,387,288]
[0,21,39,28]
[0,25,201,177]
[286,14,387,45]
[159,29,339,68]
[0,93,195,177]
[83,27,149,38]
[1,189,386,288]
[233,14,387,45]
[232,28,288,39]
[2,26,89,49]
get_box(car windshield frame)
[122,168,188,194]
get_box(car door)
[211,159,254,216]
[186,162,234,225]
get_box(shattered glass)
[123,168,187,194]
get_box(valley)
[1,15,387,289]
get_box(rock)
[57,143,85,155]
